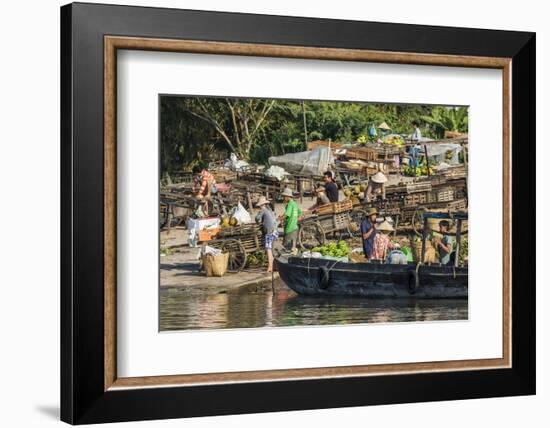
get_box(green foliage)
[420,106,468,138]
[160,96,467,175]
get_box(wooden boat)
[275,256,467,298]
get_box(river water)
[160,281,468,331]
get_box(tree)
[181,97,275,158]
[420,106,468,138]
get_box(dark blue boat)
[275,256,467,298]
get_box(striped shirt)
[197,171,216,196]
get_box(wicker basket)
[219,223,261,237]
[411,239,437,263]
[203,252,229,277]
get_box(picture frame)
[61,2,535,424]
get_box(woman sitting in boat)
[370,220,400,261]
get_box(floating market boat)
[275,256,467,298]
[275,211,468,299]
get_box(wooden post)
[454,219,462,267]
[302,101,308,147]
[423,144,431,177]
[393,214,399,237]
[421,216,428,263]
[246,191,253,214]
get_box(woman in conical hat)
[371,171,388,184]
[366,170,388,202]
[378,121,391,131]
[371,220,398,260]
[377,220,394,233]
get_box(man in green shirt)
[279,188,302,254]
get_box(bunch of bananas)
[403,165,434,177]
[312,241,350,258]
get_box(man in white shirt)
[411,120,422,141]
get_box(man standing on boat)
[434,220,455,265]
[360,207,378,260]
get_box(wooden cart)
[298,200,367,249]
[356,170,468,233]
[207,224,264,272]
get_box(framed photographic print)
[60,2,535,424]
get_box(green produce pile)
[246,251,266,268]
[160,246,174,256]
[312,241,350,258]
[459,235,468,265]
[343,184,367,198]
[403,165,434,177]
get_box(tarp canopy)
[421,143,463,165]
[268,147,334,176]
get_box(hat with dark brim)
[366,207,378,216]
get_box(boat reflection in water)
[160,280,467,332]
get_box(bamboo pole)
[454,219,463,267]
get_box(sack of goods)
[202,252,229,277]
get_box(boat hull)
[275,257,467,298]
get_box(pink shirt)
[370,233,396,260]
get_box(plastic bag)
[268,147,334,176]
[231,202,252,224]
[197,245,223,259]
[226,153,250,171]
[265,165,288,181]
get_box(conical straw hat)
[377,220,394,232]
[378,122,391,131]
[371,171,388,184]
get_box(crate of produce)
[441,165,467,179]
[316,199,353,215]
[198,227,221,242]
[406,181,432,194]
[404,192,428,206]
[333,212,350,230]
[437,188,455,202]
[345,147,376,161]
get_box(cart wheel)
[412,207,428,236]
[299,221,325,250]
[220,239,247,272]
[349,208,367,236]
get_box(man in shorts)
[279,188,301,255]
[255,196,278,272]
